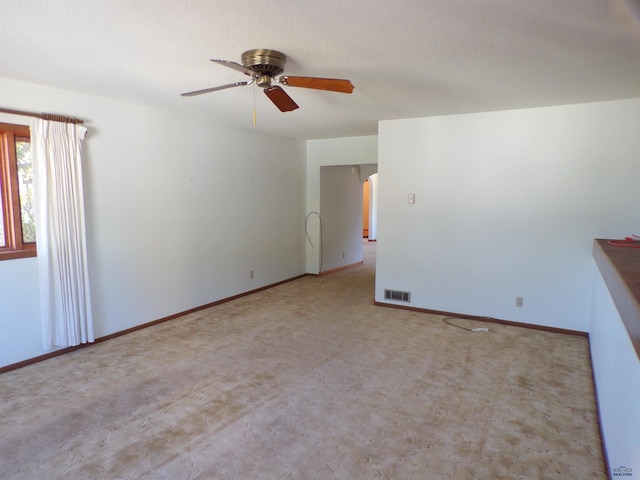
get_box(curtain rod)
[0,107,84,125]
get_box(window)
[0,122,36,260]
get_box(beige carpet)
[0,243,605,479]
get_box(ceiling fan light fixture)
[180,48,354,113]
[256,74,272,88]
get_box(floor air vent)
[384,289,411,302]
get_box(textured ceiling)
[1,0,640,139]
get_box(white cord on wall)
[305,211,323,273]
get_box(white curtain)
[31,119,94,349]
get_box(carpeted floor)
[0,243,606,479]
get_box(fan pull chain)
[253,83,257,127]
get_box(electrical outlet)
[342,252,345,259]
[250,270,254,279]
[516,296,523,307]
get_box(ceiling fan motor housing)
[241,49,286,87]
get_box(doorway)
[362,173,378,242]
[311,165,377,275]
[363,178,370,238]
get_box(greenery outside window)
[0,122,36,260]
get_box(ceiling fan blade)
[181,81,252,97]
[264,86,299,112]
[279,76,354,94]
[210,59,258,77]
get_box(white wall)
[319,166,363,272]
[0,257,42,366]
[0,77,306,368]
[376,99,640,332]
[306,136,377,273]
[590,267,640,474]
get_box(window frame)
[0,122,36,260]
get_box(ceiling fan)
[181,49,354,112]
